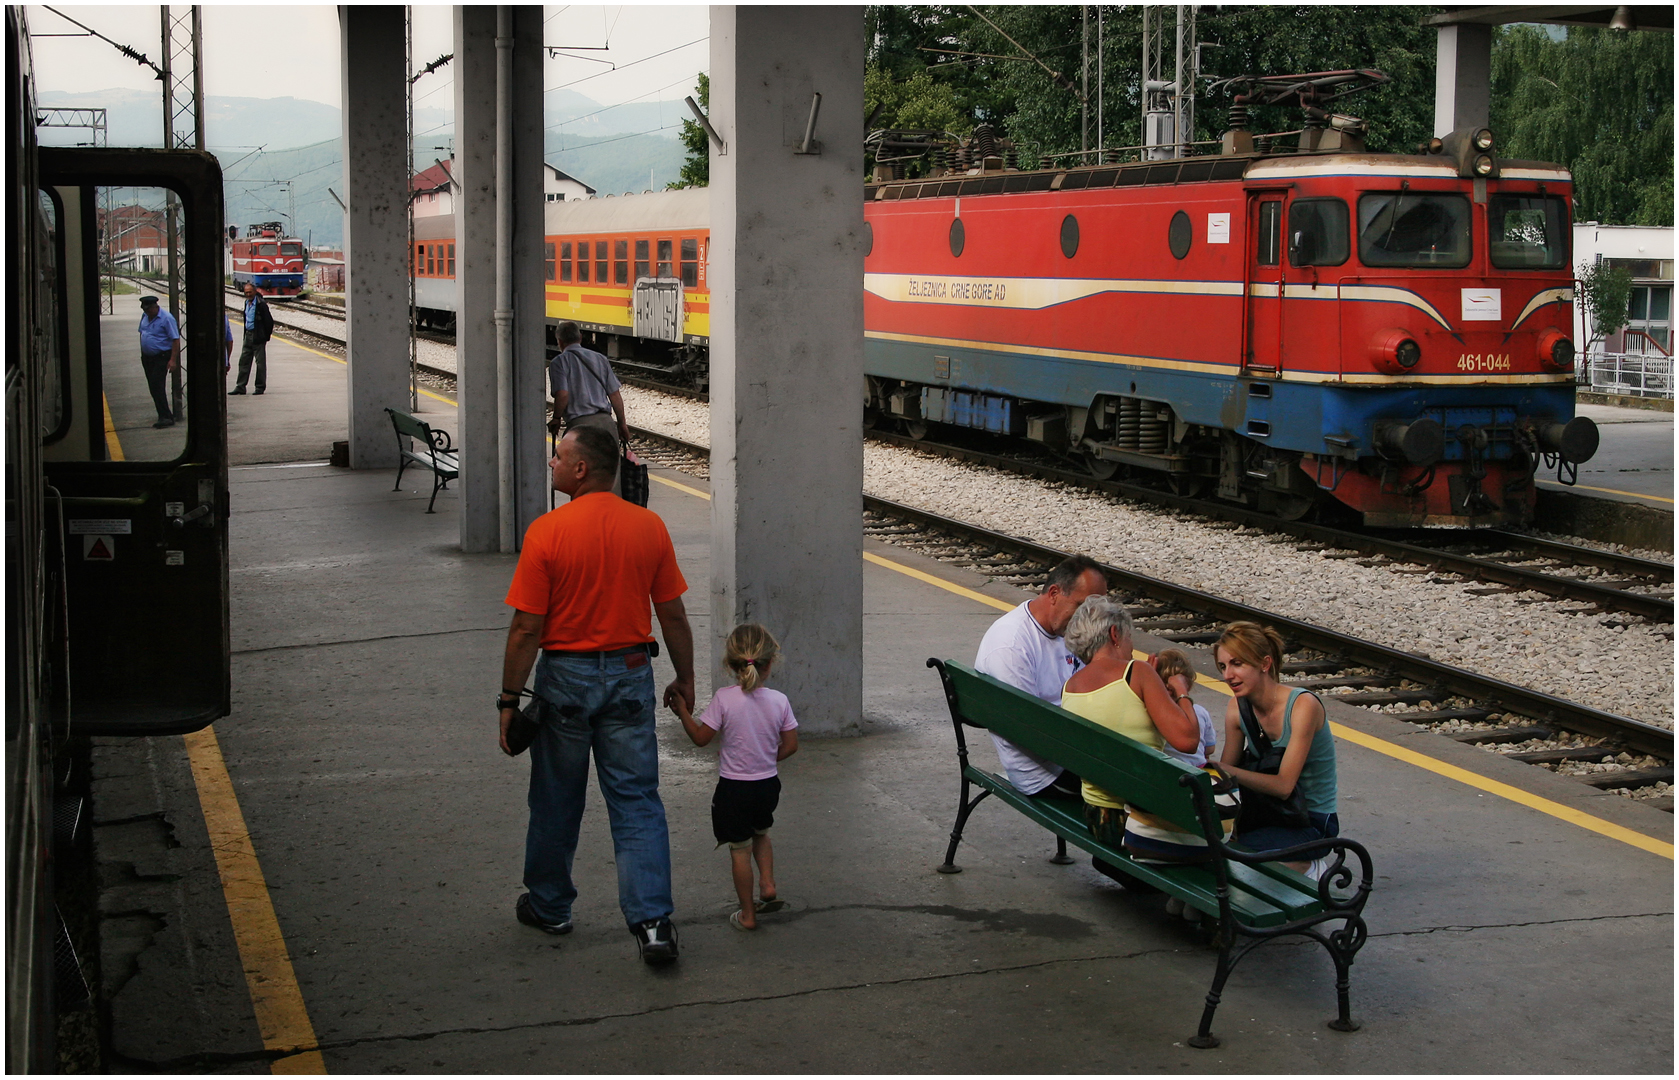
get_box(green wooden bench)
[928,657,1373,1049]
[385,408,459,513]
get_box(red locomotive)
[229,221,305,297]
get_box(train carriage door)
[39,148,230,736]
[1245,192,1285,374]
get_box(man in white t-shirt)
[974,555,1109,796]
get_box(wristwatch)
[497,693,521,712]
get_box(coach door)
[1245,192,1285,374]
[39,148,230,735]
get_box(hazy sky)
[26,4,711,113]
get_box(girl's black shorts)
[711,775,781,847]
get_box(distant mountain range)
[34,87,693,245]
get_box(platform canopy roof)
[1424,5,1672,31]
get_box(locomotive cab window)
[255,242,277,257]
[680,237,698,287]
[1488,195,1568,269]
[656,238,673,278]
[560,241,572,282]
[280,241,302,257]
[1256,201,1281,265]
[1287,198,1349,267]
[1357,192,1471,268]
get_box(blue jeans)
[524,651,672,929]
[1237,811,1340,857]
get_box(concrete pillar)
[339,5,408,468]
[708,7,866,736]
[1434,23,1492,137]
[453,4,549,552]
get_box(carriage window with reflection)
[544,242,555,282]
[1357,192,1471,268]
[656,238,672,278]
[612,239,626,284]
[1488,195,1567,269]
[634,238,649,281]
[73,185,194,461]
[447,243,455,276]
[560,241,572,282]
[681,237,698,287]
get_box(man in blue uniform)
[137,295,181,428]
[230,282,273,395]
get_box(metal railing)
[1580,349,1674,399]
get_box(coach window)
[544,242,555,282]
[447,243,455,277]
[1357,192,1471,268]
[1256,201,1281,265]
[560,241,572,282]
[417,244,427,276]
[575,241,588,282]
[1287,198,1349,267]
[613,239,627,283]
[657,238,673,278]
[634,238,650,280]
[598,240,612,284]
[680,238,698,287]
[427,245,437,276]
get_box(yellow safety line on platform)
[101,394,125,461]
[278,335,455,408]
[651,472,712,501]
[183,727,327,1073]
[1536,478,1673,504]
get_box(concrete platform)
[87,337,1672,1073]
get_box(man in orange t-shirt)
[497,424,695,964]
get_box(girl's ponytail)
[724,623,779,692]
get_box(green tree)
[1575,260,1635,342]
[1490,25,1673,226]
[667,72,709,190]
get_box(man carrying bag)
[548,320,643,501]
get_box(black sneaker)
[515,893,572,935]
[632,917,678,964]
[228,387,246,395]
[253,388,264,395]
[152,418,175,428]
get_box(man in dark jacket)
[229,282,274,395]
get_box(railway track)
[219,286,457,349]
[629,424,1674,801]
[614,370,1673,624]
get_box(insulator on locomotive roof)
[972,124,997,161]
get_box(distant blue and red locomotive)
[229,221,305,297]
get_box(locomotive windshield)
[1356,193,1471,268]
[280,241,303,257]
[255,243,278,256]
[1487,195,1568,269]
[1287,198,1349,267]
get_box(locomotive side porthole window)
[1287,198,1350,266]
[1168,210,1192,259]
[1060,215,1079,258]
[863,221,874,257]
[950,217,965,257]
[1256,202,1281,265]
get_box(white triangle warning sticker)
[84,535,114,561]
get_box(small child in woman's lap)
[671,624,798,931]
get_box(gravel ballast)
[622,384,1674,729]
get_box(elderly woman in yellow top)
[1060,594,1207,862]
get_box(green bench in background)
[385,407,459,513]
[928,657,1373,1048]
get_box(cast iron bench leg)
[1188,939,1235,1049]
[937,776,989,874]
[1050,836,1073,865]
[426,468,443,513]
[394,451,408,491]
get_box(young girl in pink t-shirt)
[672,623,799,931]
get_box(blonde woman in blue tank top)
[1215,621,1340,874]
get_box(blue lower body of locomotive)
[233,271,303,291]
[865,336,1578,464]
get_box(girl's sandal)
[754,898,787,914]
[729,910,757,931]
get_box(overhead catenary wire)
[543,35,706,93]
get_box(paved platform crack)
[233,625,506,656]
[1373,910,1671,937]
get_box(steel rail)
[860,429,1674,623]
[628,424,1672,759]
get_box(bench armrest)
[427,427,455,453]
[1218,834,1373,914]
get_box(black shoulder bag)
[1234,695,1311,833]
[572,351,650,507]
[506,688,552,757]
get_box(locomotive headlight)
[1472,128,1495,152]
[1371,328,1422,374]
[1538,329,1575,371]
[1473,154,1495,176]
